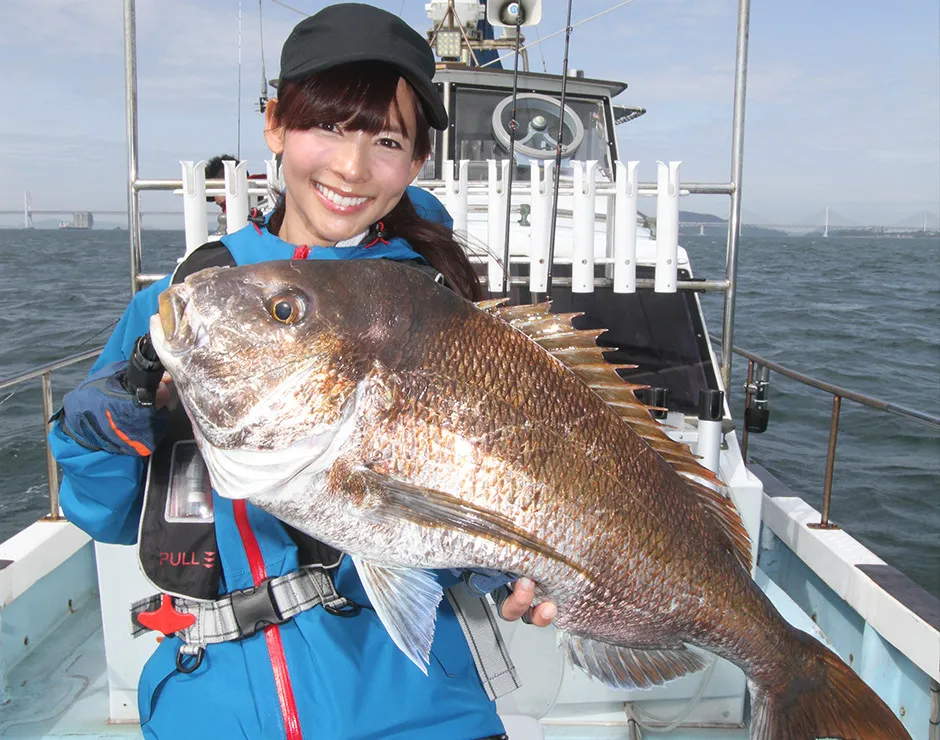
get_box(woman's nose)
[331,135,370,182]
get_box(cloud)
[2,0,937,226]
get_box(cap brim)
[279,53,448,130]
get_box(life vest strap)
[445,588,521,701]
[131,565,349,644]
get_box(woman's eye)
[269,295,304,324]
[317,122,338,133]
[378,137,403,150]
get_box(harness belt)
[132,569,520,699]
[131,565,349,647]
[446,588,521,701]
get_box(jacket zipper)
[233,500,303,740]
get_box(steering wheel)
[491,93,584,161]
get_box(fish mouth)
[152,284,209,358]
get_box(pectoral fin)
[351,557,443,674]
[354,466,584,576]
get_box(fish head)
[149,260,379,452]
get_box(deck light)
[435,29,463,61]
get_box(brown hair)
[267,61,482,300]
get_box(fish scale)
[151,259,911,739]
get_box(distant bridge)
[677,221,932,232]
[0,210,181,217]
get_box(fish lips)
[151,284,210,363]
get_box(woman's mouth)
[314,182,371,213]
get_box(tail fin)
[749,632,910,740]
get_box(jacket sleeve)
[48,278,170,545]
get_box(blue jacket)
[49,189,505,740]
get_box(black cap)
[278,3,448,130]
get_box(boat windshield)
[449,86,614,181]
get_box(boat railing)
[12,339,939,535]
[734,344,940,529]
[0,347,103,521]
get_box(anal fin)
[560,632,707,690]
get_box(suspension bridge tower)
[24,191,34,229]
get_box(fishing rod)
[500,10,525,297]
[543,0,575,302]
[237,0,244,160]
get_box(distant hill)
[676,211,787,237]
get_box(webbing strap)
[445,587,520,701]
[132,568,520,699]
[131,565,348,645]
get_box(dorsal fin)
[478,301,723,486]
[476,300,751,569]
[684,480,753,571]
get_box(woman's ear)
[264,99,285,155]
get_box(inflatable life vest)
[136,220,442,600]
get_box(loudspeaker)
[485,0,542,27]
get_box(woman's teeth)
[316,184,368,208]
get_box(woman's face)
[265,78,425,247]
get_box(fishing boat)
[0,1,937,738]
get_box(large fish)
[150,259,909,740]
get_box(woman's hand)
[155,373,176,409]
[499,577,557,627]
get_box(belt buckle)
[229,577,285,638]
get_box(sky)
[1,0,938,229]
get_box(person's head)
[205,154,237,208]
[264,3,447,248]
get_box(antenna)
[257,0,268,113]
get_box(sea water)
[0,228,937,597]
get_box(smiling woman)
[265,63,428,251]
[46,3,557,740]
[260,58,485,298]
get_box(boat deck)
[0,597,140,739]
[0,592,748,739]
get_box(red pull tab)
[137,594,196,635]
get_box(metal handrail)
[0,346,104,520]
[733,343,940,529]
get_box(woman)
[50,4,555,739]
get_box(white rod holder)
[486,160,511,292]
[223,160,250,234]
[655,161,681,293]
[528,161,554,293]
[697,419,722,476]
[181,160,209,255]
[444,160,469,236]
[614,161,639,293]
[571,161,597,293]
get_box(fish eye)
[268,294,305,325]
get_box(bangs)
[274,61,429,156]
